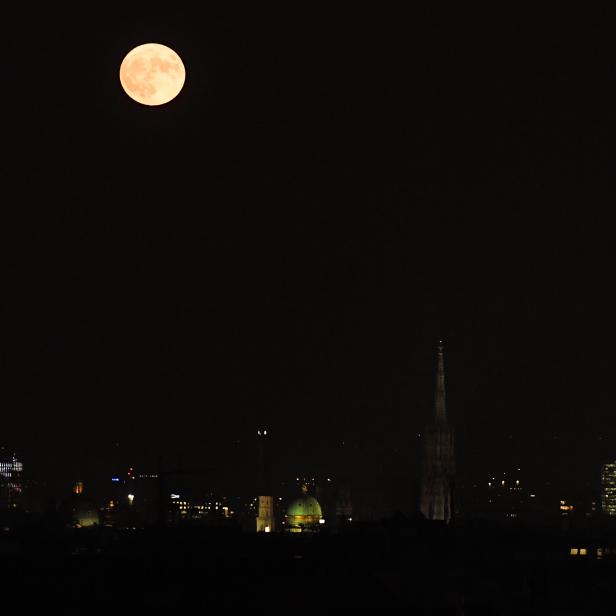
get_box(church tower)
[419,342,455,522]
[256,428,275,532]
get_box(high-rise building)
[419,342,455,522]
[601,463,616,516]
[0,451,24,509]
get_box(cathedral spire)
[419,340,455,522]
[434,340,447,422]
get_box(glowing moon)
[119,43,186,106]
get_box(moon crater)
[119,43,186,106]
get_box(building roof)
[286,494,322,520]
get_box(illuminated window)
[570,548,578,556]
[580,548,587,556]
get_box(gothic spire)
[434,340,447,422]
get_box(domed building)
[285,485,324,533]
[69,497,100,528]
[60,481,100,528]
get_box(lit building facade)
[256,429,275,532]
[419,343,455,522]
[601,463,616,516]
[256,495,274,532]
[169,494,235,522]
[0,452,24,509]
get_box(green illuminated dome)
[71,498,100,528]
[60,492,100,528]
[285,494,322,531]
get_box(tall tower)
[256,429,275,532]
[419,342,455,522]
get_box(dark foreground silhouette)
[2,515,616,614]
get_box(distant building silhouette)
[419,342,455,522]
[335,484,353,521]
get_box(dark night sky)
[2,5,616,500]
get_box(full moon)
[119,43,186,106]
